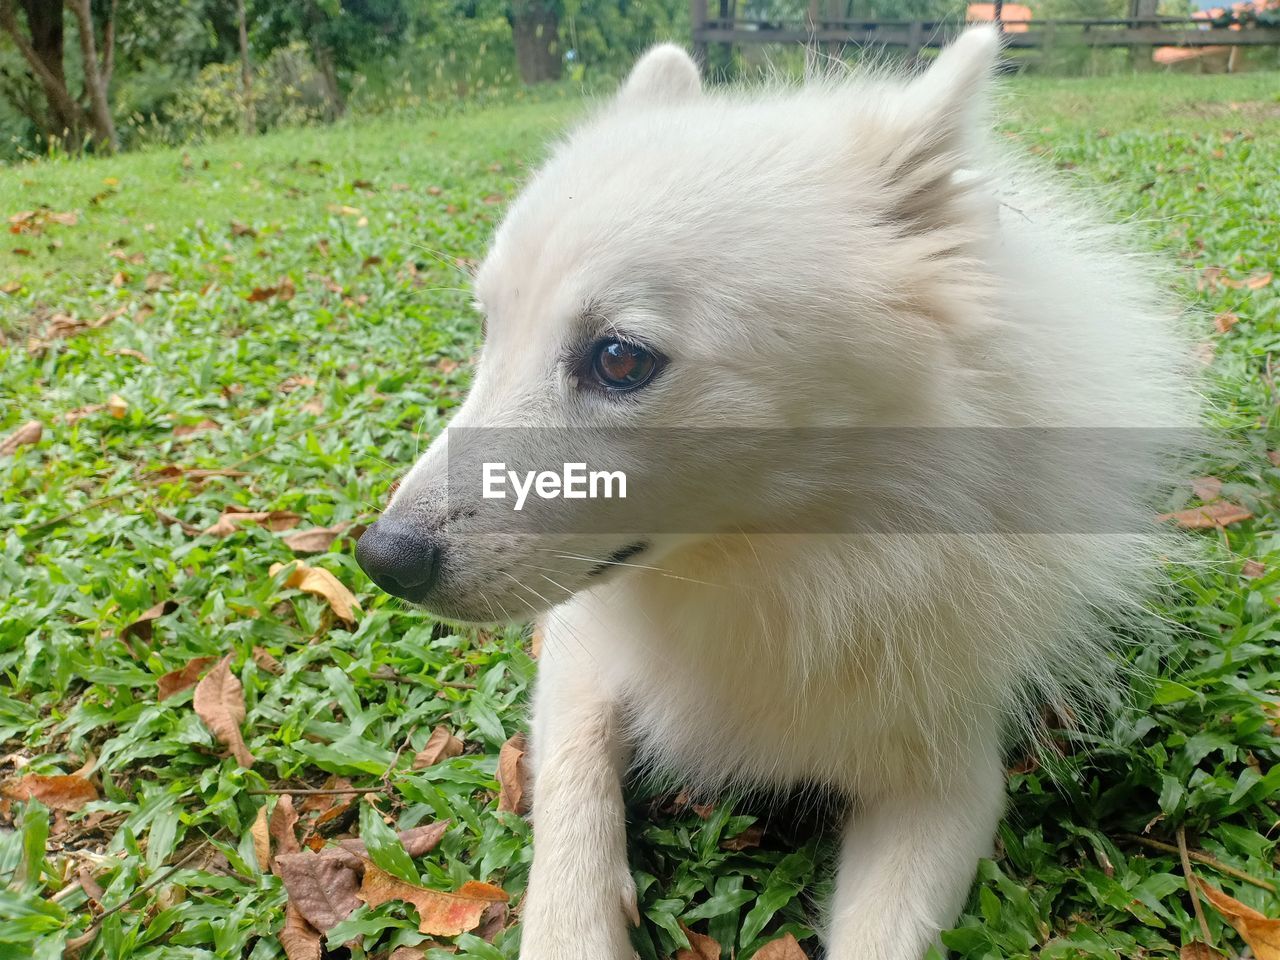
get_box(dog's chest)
[600,594,904,795]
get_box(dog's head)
[357,28,1000,621]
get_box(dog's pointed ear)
[620,44,701,106]
[872,26,1000,229]
[905,26,999,150]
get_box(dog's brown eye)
[591,338,658,391]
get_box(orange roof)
[967,3,1033,31]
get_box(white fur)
[384,27,1198,959]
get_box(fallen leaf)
[0,280,21,294]
[282,521,351,554]
[269,796,302,873]
[1214,312,1240,334]
[338,821,450,863]
[1245,559,1267,579]
[1192,476,1223,501]
[279,375,316,393]
[247,278,295,302]
[158,656,216,700]
[497,733,530,815]
[269,561,359,625]
[720,824,763,851]
[121,600,179,647]
[144,272,170,292]
[277,849,363,931]
[482,193,504,205]
[107,394,127,419]
[1159,501,1253,529]
[64,404,104,424]
[1,773,97,811]
[279,902,321,960]
[389,948,426,960]
[192,654,255,768]
[109,271,127,287]
[1198,879,1280,960]
[252,646,284,675]
[753,933,810,959]
[112,347,151,363]
[413,726,464,769]
[173,419,220,437]
[358,865,508,937]
[203,508,302,537]
[0,420,42,456]
[252,804,271,872]
[301,397,325,415]
[1181,943,1228,960]
[677,923,721,960]
[230,220,257,238]
[1248,272,1274,290]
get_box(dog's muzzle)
[355,519,441,602]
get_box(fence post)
[691,0,708,64]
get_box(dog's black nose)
[356,519,441,602]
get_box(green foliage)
[166,43,330,142]
[1,70,1280,959]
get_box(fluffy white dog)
[357,26,1197,959]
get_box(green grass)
[3,69,1280,960]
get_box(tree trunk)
[304,1,344,120]
[67,0,116,150]
[236,0,254,134]
[511,1,561,85]
[0,0,84,144]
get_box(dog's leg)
[826,738,1005,960]
[519,623,635,960]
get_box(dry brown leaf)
[1159,501,1253,529]
[338,821,450,863]
[107,394,128,419]
[277,849,362,932]
[1248,271,1275,290]
[0,420,42,456]
[247,285,278,302]
[413,726,464,770]
[252,646,284,675]
[1214,312,1240,334]
[720,824,764,851]
[203,508,302,538]
[64,405,104,424]
[279,375,316,393]
[388,948,427,960]
[252,804,271,872]
[301,397,325,415]
[358,864,508,936]
[279,902,321,960]
[121,600,179,647]
[113,347,151,363]
[267,797,301,872]
[173,419,220,437]
[1192,476,1223,501]
[1244,559,1267,579]
[753,933,810,959]
[1,773,97,811]
[1198,879,1280,960]
[282,521,351,555]
[677,923,721,960]
[144,273,170,293]
[230,220,257,238]
[1181,943,1227,960]
[269,561,359,625]
[158,656,216,701]
[497,733,530,815]
[193,654,255,767]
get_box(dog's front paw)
[519,865,638,960]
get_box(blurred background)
[3,0,1278,164]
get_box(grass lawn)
[3,69,1280,960]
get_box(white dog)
[357,27,1196,959]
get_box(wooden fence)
[690,1,1280,61]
